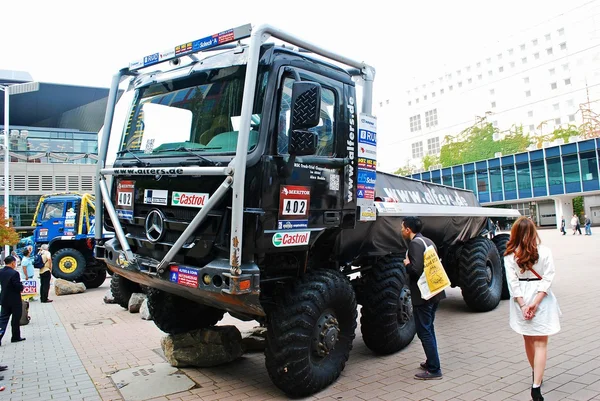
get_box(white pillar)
[554,196,574,229]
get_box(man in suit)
[0,256,26,345]
[402,216,445,380]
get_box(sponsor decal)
[169,266,198,288]
[114,167,185,175]
[116,179,135,221]
[357,170,377,186]
[277,220,308,230]
[358,157,376,170]
[39,228,48,238]
[171,191,209,208]
[272,231,311,247]
[279,186,310,227]
[144,189,168,205]
[381,187,469,207]
[346,97,356,202]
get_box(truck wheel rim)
[312,311,339,358]
[59,256,77,274]
[486,261,493,284]
[397,286,413,325]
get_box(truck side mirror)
[290,81,321,130]
[289,129,318,156]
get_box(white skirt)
[509,281,562,336]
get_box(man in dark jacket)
[402,216,445,380]
[0,256,26,345]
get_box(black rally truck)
[95,24,519,397]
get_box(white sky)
[1,0,594,101]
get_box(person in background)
[20,249,35,282]
[0,256,26,345]
[584,215,592,236]
[560,216,566,236]
[571,214,579,235]
[39,244,53,303]
[504,217,561,401]
[402,216,445,380]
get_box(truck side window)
[41,202,65,221]
[277,78,336,156]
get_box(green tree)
[0,207,20,248]
[439,118,530,167]
[393,162,416,176]
[422,154,440,171]
[573,196,584,219]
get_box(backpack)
[33,253,45,269]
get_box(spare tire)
[459,237,502,312]
[492,234,511,300]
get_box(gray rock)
[161,326,243,368]
[103,288,115,304]
[54,279,86,296]
[128,293,146,313]
[140,298,152,320]
[241,326,267,352]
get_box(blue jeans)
[414,302,441,374]
[586,224,592,235]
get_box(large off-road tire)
[459,237,503,312]
[52,248,87,281]
[146,288,224,334]
[492,234,511,300]
[81,266,107,289]
[110,274,142,309]
[265,269,357,398]
[360,256,416,355]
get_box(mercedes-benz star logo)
[145,209,165,242]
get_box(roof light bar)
[128,23,252,71]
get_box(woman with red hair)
[504,217,561,401]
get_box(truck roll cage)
[95,23,375,276]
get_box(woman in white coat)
[504,217,561,401]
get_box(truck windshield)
[120,65,266,156]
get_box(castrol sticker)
[171,191,209,208]
[272,231,311,247]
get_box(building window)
[563,63,569,71]
[553,103,560,111]
[431,92,436,98]
[427,137,440,155]
[490,89,495,95]
[457,70,462,76]
[440,88,445,95]
[491,101,496,108]
[564,78,571,85]
[408,101,411,106]
[567,99,574,107]
[529,124,535,131]
[520,44,526,51]
[497,53,503,60]
[534,52,540,60]
[522,57,527,64]
[532,39,538,46]
[549,68,555,75]
[468,78,472,84]
[449,85,453,91]
[424,95,428,101]
[555,118,561,125]
[466,66,471,72]
[525,90,531,97]
[486,58,491,64]
[569,114,576,122]
[478,74,483,80]
[547,47,553,55]
[560,42,567,50]
[425,109,438,128]
[510,61,515,68]
[528,110,534,117]
[409,115,422,132]
[545,33,551,41]
[558,28,565,36]
[550,82,557,90]
[416,98,420,104]
[458,81,463,88]
[499,66,504,73]
[493,121,498,127]
[412,141,424,158]
[524,77,530,84]
[488,70,493,76]
[508,48,514,55]
[476,62,481,68]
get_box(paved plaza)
[0,228,599,401]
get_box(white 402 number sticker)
[118,192,133,207]
[282,199,307,216]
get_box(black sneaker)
[414,371,443,380]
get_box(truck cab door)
[267,68,345,231]
[37,200,67,241]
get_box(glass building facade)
[410,138,600,204]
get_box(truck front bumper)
[96,238,265,317]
